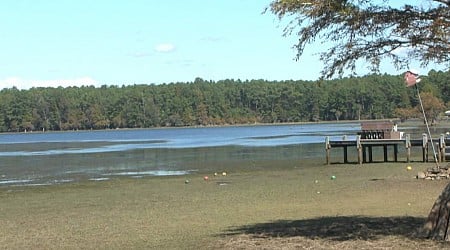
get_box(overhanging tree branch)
[267,0,450,79]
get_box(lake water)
[0,121,436,187]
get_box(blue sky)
[0,0,443,89]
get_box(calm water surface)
[0,122,437,187]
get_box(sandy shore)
[1,159,449,249]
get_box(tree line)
[0,70,448,132]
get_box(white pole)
[415,84,440,168]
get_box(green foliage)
[268,0,450,79]
[0,71,448,132]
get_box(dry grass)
[1,161,450,249]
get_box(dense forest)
[0,70,448,132]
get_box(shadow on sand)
[221,216,427,241]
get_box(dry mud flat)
[1,161,450,249]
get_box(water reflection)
[0,143,324,187]
[1,122,439,187]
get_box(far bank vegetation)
[0,70,448,132]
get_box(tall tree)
[268,0,449,79]
[417,91,446,123]
[268,0,450,241]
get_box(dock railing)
[325,134,448,165]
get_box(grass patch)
[1,161,449,249]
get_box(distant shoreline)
[2,118,402,135]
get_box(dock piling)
[439,134,446,163]
[325,136,331,165]
[357,135,362,165]
[422,133,428,162]
[406,134,411,163]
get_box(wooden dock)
[325,134,449,164]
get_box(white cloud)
[154,43,176,53]
[0,77,99,90]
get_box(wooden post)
[383,145,388,162]
[357,135,362,165]
[363,146,367,163]
[325,136,331,165]
[440,134,446,163]
[423,133,428,162]
[343,146,348,163]
[394,144,398,162]
[406,134,411,163]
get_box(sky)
[0,0,445,89]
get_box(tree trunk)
[422,182,450,240]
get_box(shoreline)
[0,120,447,189]
[0,118,399,135]
[2,118,448,140]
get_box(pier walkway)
[325,134,449,165]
